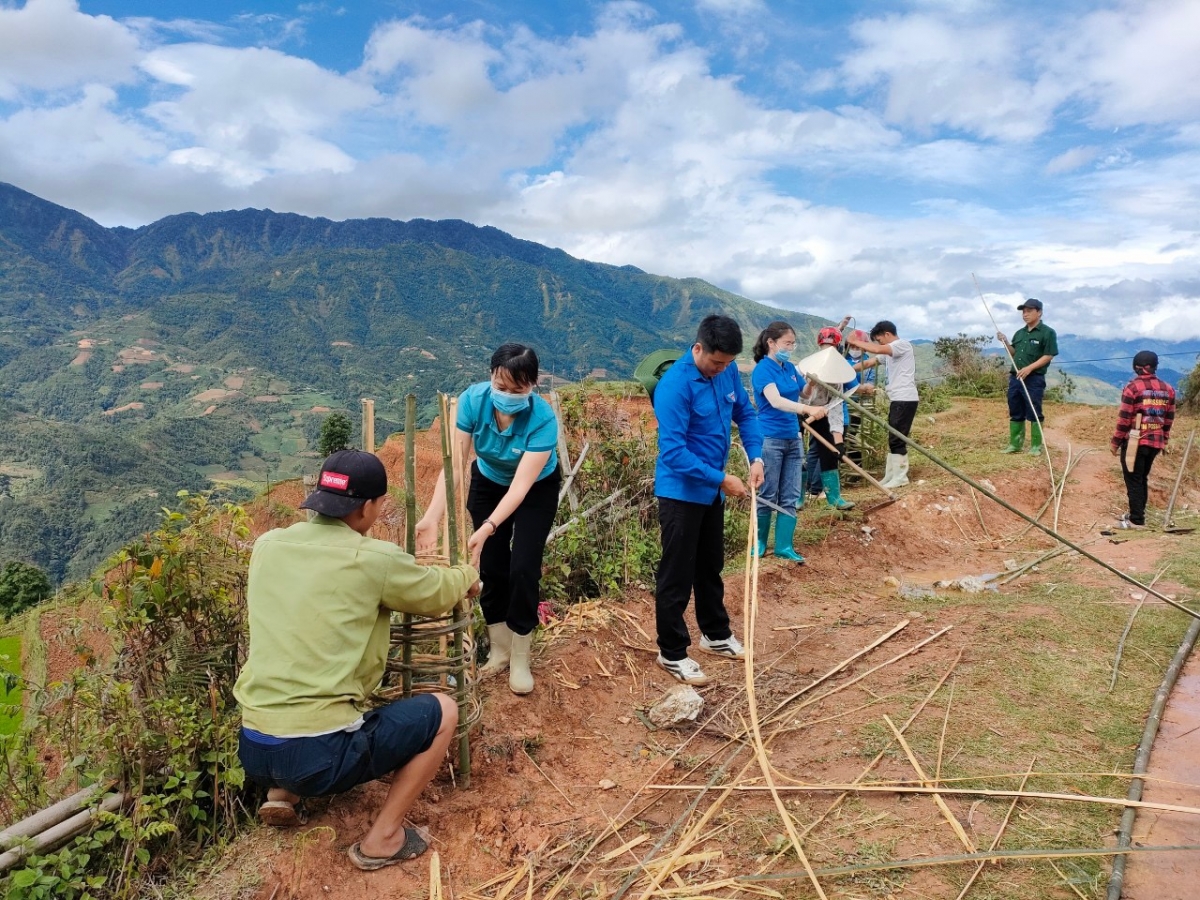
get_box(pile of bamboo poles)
[0,786,125,874]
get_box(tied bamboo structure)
[382,392,480,782]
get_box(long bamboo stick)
[883,715,976,853]
[1109,566,1167,692]
[800,419,894,498]
[403,394,417,697]
[439,393,471,784]
[645,783,1200,817]
[1163,428,1196,528]
[0,785,107,847]
[953,758,1034,900]
[815,378,1200,622]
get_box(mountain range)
[0,181,826,582]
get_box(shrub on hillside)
[0,561,52,620]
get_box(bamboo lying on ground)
[545,488,627,543]
[0,793,125,873]
[644,782,1200,816]
[954,758,1035,900]
[739,842,1200,883]
[816,378,1200,623]
[0,784,107,848]
[1109,566,1168,692]
[1163,428,1196,527]
[996,544,1074,587]
[883,714,976,853]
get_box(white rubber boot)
[879,454,896,487]
[480,623,512,678]
[888,454,910,488]
[508,631,534,695]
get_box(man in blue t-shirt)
[652,315,764,686]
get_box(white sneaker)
[657,654,711,685]
[699,634,745,659]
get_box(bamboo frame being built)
[383,392,479,783]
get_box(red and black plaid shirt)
[1112,374,1176,451]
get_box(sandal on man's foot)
[348,827,432,871]
[259,799,308,827]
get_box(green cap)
[634,349,683,400]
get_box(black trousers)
[1120,443,1160,526]
[887,400,919,455]
[655,497,732,661]
[465,461,560,636]
[809,416,841,470]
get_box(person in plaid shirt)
[1111,351,1175,528]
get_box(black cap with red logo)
[300,449,388,518]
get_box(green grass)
[0,634,23,735]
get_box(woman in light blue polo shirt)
[751,322,827,563]
[417,344,560,696]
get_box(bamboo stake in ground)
[361,398,375,453]
[403,394,417,696]
[1163,428,1196,528]
[439,392,471,783]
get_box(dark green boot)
[1002,421,1024,453]
[755,510,772,557]
[1028,421,1044,455]
[773,513,805,563]
[822,470,855,511]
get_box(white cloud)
[0,0,139,99]
[140,44,378,184]
[1045,146,1099,176]
[695,0,767,14]
[839,12,1061,141]
[1055,0,1200,128]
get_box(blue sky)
[2,0,1199,341]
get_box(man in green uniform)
[997,298,1058,454]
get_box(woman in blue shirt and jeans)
[751,322,827,563]
[417,344,560,696]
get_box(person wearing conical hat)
[800,326,857,510]
[1111,351,1175,528]
[846,321,919,489]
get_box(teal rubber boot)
[822,470,855,511]
[1002,420,1024,453]
[755,510,772,557]
[772,514,805,563]
[1028,421,1044,454]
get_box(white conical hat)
[796,345,856,385]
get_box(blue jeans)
[761,437,802,510]
[1007,373,1046,423]
[804,436,823,494]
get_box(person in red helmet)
[799,325,855,510]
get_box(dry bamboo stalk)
[969,487,990,541]
[799,650,964,838]
[953,758,1035,900]
[883,715,976,853]
[0,793,125,872]
[0,784,106,846]
[739,842,1200,882]
[557,440,590,508]
[1163,428,1196,527]
[935,679,955,783]
[1110,566,1168,691]
[1049,859,1090,900]
[545,488,627,542]
[548,392,580,512]
[740,490,828,899]
[429,850,443,900]
[644,783,1200,816]
[1052,442,1071,533]
[520,746,575,808]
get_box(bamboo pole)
[361,398,375,453]
[644,783,1200,816]
[815,378,1200,623]
[557,441,590,508]
[800,418,894,498]
[0,785,106,848]
[953,759,1035,900]
[1109,566,1167,692]
[0,793,125,873]
[439,392,471,784]
[1163,428,1196,528]
[403,394,417,696]
[548,392,579,512]
[883,715,976,853]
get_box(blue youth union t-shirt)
[455,382,559,486]
[752,357,802,439]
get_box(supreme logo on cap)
[320,471,351,491]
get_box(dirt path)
[198,400,1200,900]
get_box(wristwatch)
[751,457,764,466]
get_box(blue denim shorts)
[238,694,443,797]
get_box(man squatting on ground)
[653,314,764,686]
[846,321,919,489]
[997,298,1058,455]
[1111,350,1176,528]
[234,450,481,871]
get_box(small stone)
[599,779,617,790]
[617,716,631,725]
[1130,592,1146,601]
[648,684,705,728]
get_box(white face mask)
[848,348,863,360]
